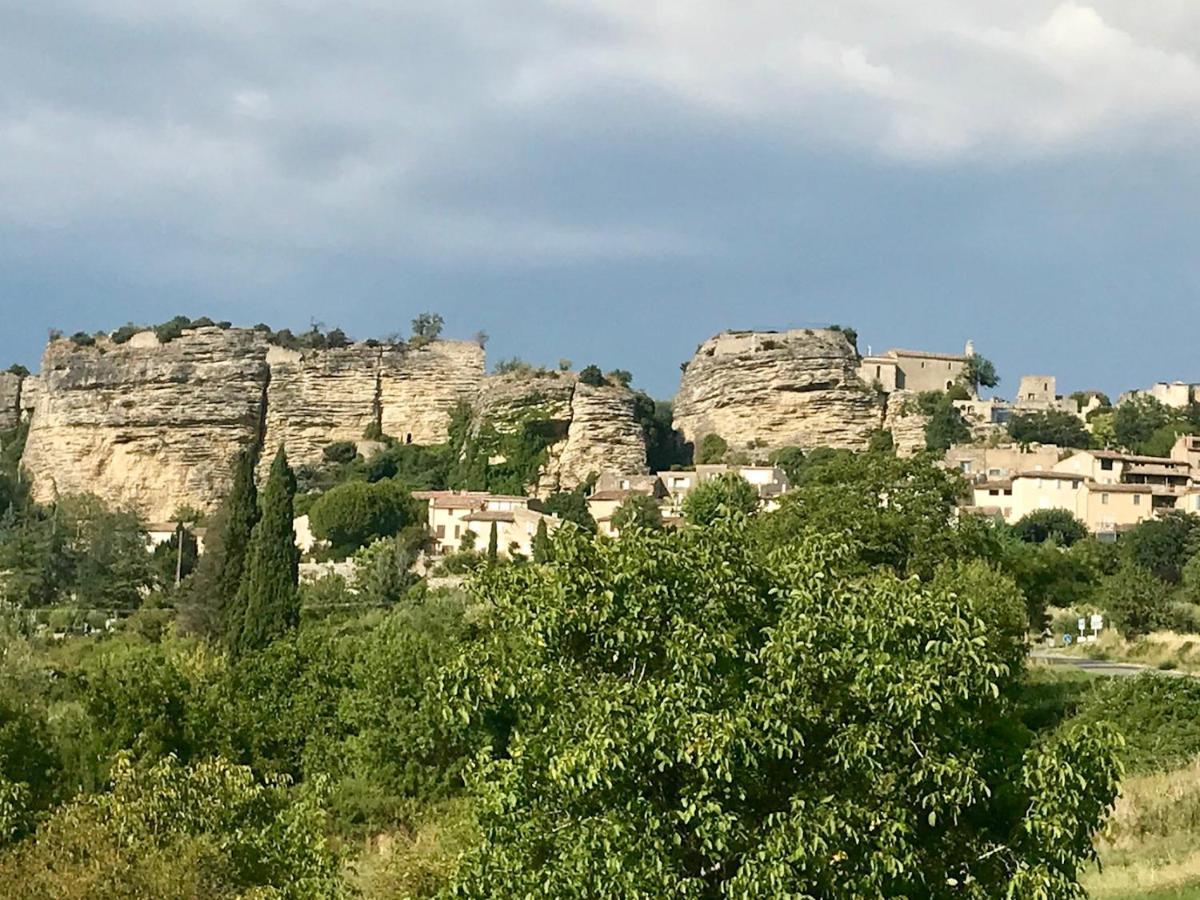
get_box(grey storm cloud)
[3,1,1200,266]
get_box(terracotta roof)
[1088,450,1183,465]
[976,480,1013,490]
[1014,471,1085,482]
[1124,465,1192,479]
[886,348,970,363]
[588,490,639,502]
[1086,483,1153,494]
[429,497,486,510]
[465,510,517,523]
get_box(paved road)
[1030,650,1191,678]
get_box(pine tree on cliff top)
[235,446,300,654]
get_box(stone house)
[412,490,534,556]
[462,506,561,558]
[945,445,1062,483]
[587,475,668,537]
[857,345,974,395]
[660,465,790,517]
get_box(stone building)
[857,344,974,395]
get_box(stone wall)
[673,329,883,453]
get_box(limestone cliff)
[473,371,648,495]
[0,373,21,432]
[259,340,484,475]
[20,328,487,522]
[673,329,883,453]
[882,390,930,457]
[21,328,271,522]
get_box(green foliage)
[768,445,805,483]
[577,365,605,387]
[1101,565,1175,638]
[151,524,199,589]
[410,312,444,347]
[1115,396,1180,454]
[540,488,596,533]
[0,753,342,898]
[308,479,420,559]
[606,368,633,388]
[353,535,420,607]
[1123,511,1200,584]
[682,471,758,525]
[919,391,970,451]
[1013,509,1088,547]
[322,441,358,465]
[1068,675,1200,774]
[486,522,498,564]
[635,395,689,472]
[68,331,95,347]
[610,493,664,532]
[868,428,895,453]
[235,447,300,654]
[828,323,858,351]
[1143,422,1196,458]
[1007,410,1092,448]
[963,352,1000,390]
[532,519,552,563]
[695,432,728,464]
[447,401,562,496]
[442,521,1118,897]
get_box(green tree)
[353,535,418,606]
[610,494,663,532]
[920,392,970,451]
[410,312,444,347]
[532,518,552,563]
[487,521,499,564]
[577,365,605,387]
[235,448,300,654]
[768,446,805,483]
[308,479,419,559]
[682,472,758,525]
[442,522,1119,897]
[1012,509,1088,547]
[868,428,895,453]
[962,353,999,391]
[695,432,728,464]
[1114,395,1179,454]
[1007,410,1092,449]
[540,489,596,534]
[1102,564,1174,638]
[1123,511,1200,584]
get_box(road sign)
[1064,634,1073,645]
[1078,618,1086,633]
[1090,614,1104,632]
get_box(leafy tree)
[635,396,689,472]
[410,312,444,347]
[962,353,999,391]
[322,441,358,465]
[442,522,1119,897]
[768,446,805,483]
[308,479,420,559]
[0,754,341,898]
[577,365,605,387]
[1007,410,1092,449]
[1013,509,1088,547]
[868,428,895,453]
[606,369,633,388]
[695,432,728,464]
[1142,422,1196,458]
[1102,564,1174,638]
[920,392,970,451]
[540,489,596,534]
[235,448,300,654]
[610,494,664,532]
[1114,395,1179,454]
[353,535,418,606]
[1122,511,1200,584]
[682,472,758,525]
[152,524,199,589]
[532,518,552,563]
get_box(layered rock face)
[21,330,487,522]
[474,371,648,495]
[882,390,930,457]
[259,340,484,474]
[22,328,271,522]
[673,330,883,453]
[0,373,21,431]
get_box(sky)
[3,1,1200,399]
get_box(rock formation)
[881,390,930,457]
[20,328,487,521]
[0,373,21,432]
[259,340,484,476]
[473,371,648,495]
[673,329,883,453]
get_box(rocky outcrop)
[0,373,21,432]
[673,329,883,453]
[18,376,41,423]
[20,328,487,522]
[474,371,648,495]
[259,340,484,475]
[21,328,271,522]
[882,390,930,457]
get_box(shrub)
[322,441,358,465]
[1101,564,1174,638]
[611,494,664,532]
[308,480,421,559]
[695,433,728,465]
[577,365,605,387]
[1007,410,1092,449]
[69,332,96,347]
[682,472,758,525]
[1013,509,1088,547]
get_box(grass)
[1084,758,1200,899]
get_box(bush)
[1013,509,1088,547]
[1068,674,1200,773]
[1123,511,1200,584]
[682,472,758,525]
[1101,564,1174,638]
[577,365,605,387]
[610,494,663,532]
[308,480,421,559]
[695,433,728,465]
[322,441,358,465]
[69,332,95,347]
[1007,410,1092,449]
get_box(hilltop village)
[1,316,1197,577]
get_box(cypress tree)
[532,518,551,563]
[235,446,300,654]
[487,521,499,564]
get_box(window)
[960,461,972,473]
[1134,494,1142,506]
[875,365,881,378]
[1101,459,1114,471]
[988,468,1001,477]
[436,525,445,539]
[1101,493,1110,505]
[454,525,461,538]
